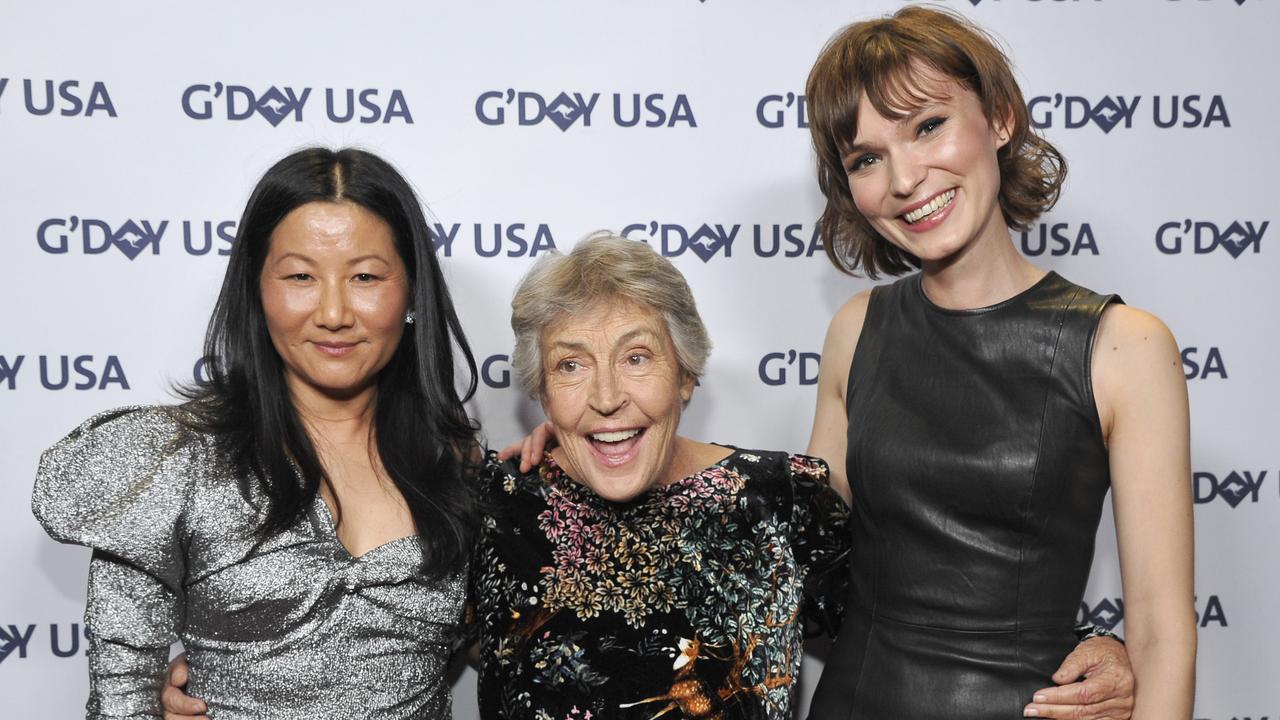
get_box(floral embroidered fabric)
[470,448,850,719]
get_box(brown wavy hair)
[806,5,1066,278]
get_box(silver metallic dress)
[33,406,464,720]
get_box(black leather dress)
[808,272,1120,719]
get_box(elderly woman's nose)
[314,279,355,330]
[587,368,627,415]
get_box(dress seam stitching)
[1014,285,1080,662]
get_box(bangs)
[806,5,1051,278]
[856,61,956,148]
[832,60,958,156]
[808,14,980,157]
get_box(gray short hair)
[510,231,712,398]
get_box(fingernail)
[1024,709,1039,717]
[1033,694,1047,703]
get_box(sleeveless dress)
[807,272,1121,719]
[33,406,465,719]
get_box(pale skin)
[158,200,420,720]
[813,66,1195,718]
[539,303,722,503]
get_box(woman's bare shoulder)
[822,289,873,359]
[1092,304,1183,436]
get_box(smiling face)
[540,301,694,503]
[259,200,410,404]
[843,66,1012,267]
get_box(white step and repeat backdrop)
[1,1,1275,718]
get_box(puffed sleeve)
[786,454,851,639]
[32,406,199,719]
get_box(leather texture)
[808,271,1121,719]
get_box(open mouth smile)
[586,428,646,467]
[901,189,956,225]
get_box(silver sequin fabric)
[33,406,463,720]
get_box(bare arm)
[1093,305,1197,719]
[812,291,1144,719]
[804,291,870,505]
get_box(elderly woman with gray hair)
[470,231,851,718]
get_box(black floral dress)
[470,448,850,720]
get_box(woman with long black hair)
[34,147,479,719]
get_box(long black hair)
[179,147,480,577]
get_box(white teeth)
[591,429,641,443]
[904,189,956,224]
